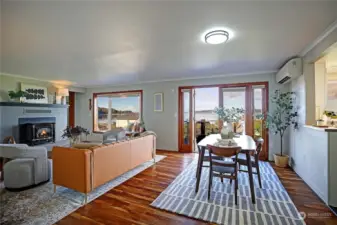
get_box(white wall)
[75,73,287,160]
[315,62,327,118]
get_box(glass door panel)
[183,91,191,145]
[179,89,193,152]
[253,85,268,160]
[222,88,246,135]
[195,88,220,148]
[253,88,263,138]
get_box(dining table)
[195,134,257,204]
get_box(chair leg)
[220,174,223,183]
[235,178,238,205]
[83,193,88,204]
[53,184,57,193]
[208,169,212,200]
[256,162,262,188]
[196,147,202,178]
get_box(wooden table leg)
[246,152,256,204]
[195,146,204,193]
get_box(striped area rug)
[151,160,306,225]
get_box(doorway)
[178,82,269,160]
[68,91,75,127]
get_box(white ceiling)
[1,1,337,87]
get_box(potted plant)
[262,90,298,167]
[61,126,89,146]
[8,90,27,102]
[214,106,245,139]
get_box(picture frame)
[154,92,163,112]
[21,83,48,103]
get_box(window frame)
[92,90,143,133]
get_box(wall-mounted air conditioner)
[276,58,302,84]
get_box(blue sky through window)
[97,96,140,112]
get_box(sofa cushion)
[73,142,102,149]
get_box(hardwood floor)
[56,150,337,225]
[272,164,337,225]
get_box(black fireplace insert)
[19,117,56,145]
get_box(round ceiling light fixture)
[204,30,229,44]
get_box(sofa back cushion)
[91,141,131,188]
[80,133,103,142]
[130,136,153,169]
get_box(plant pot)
[19,97,26,103]
[274,154,289,167]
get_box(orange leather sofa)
[52,135,156,198]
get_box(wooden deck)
[56,150,337,225]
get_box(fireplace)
[19,117,56,145]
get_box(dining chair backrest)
[255,138,264,157]
[207,144,241,158]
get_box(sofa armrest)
[0,145,47,159]
[52,147,92,193]
[2,146,49,184]
[0,144,28,148]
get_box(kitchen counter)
[294,125,337,208]
[304,125,337,132]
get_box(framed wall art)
[21,83,48,103]
[154,93,163,112]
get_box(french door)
[178,82,269,160]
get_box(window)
[93,91,142,132]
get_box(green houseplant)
[8,90,27,102]
[61,126,90,146]
[261,90,298,167]
[214,107,245,139]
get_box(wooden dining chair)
[236,138,264,188]
[207,144,241,205]
[195,148,224,178]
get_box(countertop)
[304,125,337,132]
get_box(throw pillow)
[132,122,140,132]
[127,123,134,132]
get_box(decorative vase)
[274,154,289,167]
[69,136,79,146]
[322,114,331,126]
[19,97,26,103]
[221,121,234,139]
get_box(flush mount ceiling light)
[204,30,229,44]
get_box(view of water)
[184,111,218,122]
